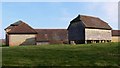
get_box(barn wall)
[37,41,49,45]
[85,28,111,40]
[9,34,36,46]
[112,36,120,42]
[68,21,85,41]
[49,40,64,44]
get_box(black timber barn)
[67,15,112,44]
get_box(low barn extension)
[112,30,120,42]
[67,15,112,44]
[35,29,68,45]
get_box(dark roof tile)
[35,29,68,42]
[69,15,112,30]
[112,30,120,36]
[5,21,37,34]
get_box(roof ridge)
[80,14,98,18]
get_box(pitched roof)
[69,15,112,30]
[5,20,37,34]
[112,30,120,36]
[11,20,23,26]
[35,29,68,42]
[5,20,23,30]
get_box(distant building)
[67,15,112,44]
[112,30,120,42]
[5,21,68,46]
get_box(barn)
[67,15,112,44]
[5,21,37,46]
[112,30,120,42]
[5,20,68,46]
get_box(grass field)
[2,42,120,67]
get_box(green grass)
[0,43,6,47]
[2,42,120,67]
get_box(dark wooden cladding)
[5,34,9,46]
[68,21,85,44]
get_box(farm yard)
[2,42,120,67]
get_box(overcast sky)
[0,0,119,39]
